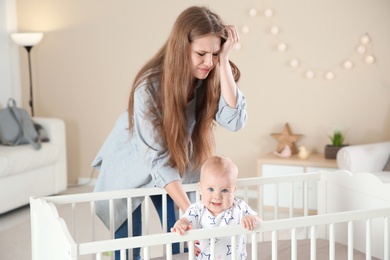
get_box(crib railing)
[30,171,390,260]
[107,208,390,260]
[31,196,390,260]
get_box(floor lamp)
[11,32,44,117]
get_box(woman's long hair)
[128,6,240,175]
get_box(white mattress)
[0,143,59,178]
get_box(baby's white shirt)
[181,198,257,260]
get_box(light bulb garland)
[239,6,376,81]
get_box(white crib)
[30,170,390,260]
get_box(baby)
[171,155,261,259]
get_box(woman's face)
[189,34,221,80]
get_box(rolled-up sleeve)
[215,88,247,131]
[133,86,181,188]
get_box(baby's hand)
[241,215,259,230]
[171,218,192,235]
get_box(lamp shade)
[11,33,43,46]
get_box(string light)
[270,26,280,35]
[343,60,354,70]
[241,25,250,34]
[249,8,258,17]
[264,8,274,17]
[277,43,287,52]
[360,34,370,44]
[305,70,315,79]
[234,42,242,51]
[241,6,376,81]
[357,45,366,54]
[289,59,300,68]
[365,55,375,64]
[325,72,335,80]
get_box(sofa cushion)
[0,143,59,178]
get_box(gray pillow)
[384,156,390,171]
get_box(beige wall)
[15,0,390,183]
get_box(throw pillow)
[34,123,50,142]
[384,156,390,171]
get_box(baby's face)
[199,169,236,216]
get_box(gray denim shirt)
[92,80,247,230]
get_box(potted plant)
[325,127,348,159]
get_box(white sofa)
[0,117,67,214]
[336,141,390,183]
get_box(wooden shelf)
[257,152,338,169]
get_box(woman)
[91,6,247,260]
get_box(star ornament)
[271,123,302,154]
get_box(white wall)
[0,0,21,108]
[14,0,390,182]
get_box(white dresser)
[257,153,338,211]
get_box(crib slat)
[195,190,200,201]
[348,221,353,260]
[72,203,76,241]
[274,183,279,220]
[127,197,133,243]
[231,235,237,259]
[291,228,297,260]
[259,184,264,242]
[243,186,249,203]
[303,180,308,217]
[310,226,316,260]
[366,219,372,260]
[251,233,258,259]
[127,198,134,260]
[162,193,167,232]
[120,249,126,260]
[385,217,389,260]
[329,223,335,260]
[109,199,115,239]
[166,243,172,260]
[210,237,216,260]
[90,201,95,241]
[145,196,150,235]
[162,193,167,257]
[272,230,278,260]
[289,182,294,218]
[187,241,194,260]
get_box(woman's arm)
[219,25,240,108]
[214,25,247,131]
[165,180,191,212]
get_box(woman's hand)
[219,25,240,62]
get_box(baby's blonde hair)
[200,155,238,182]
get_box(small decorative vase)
[324,144,348,159]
